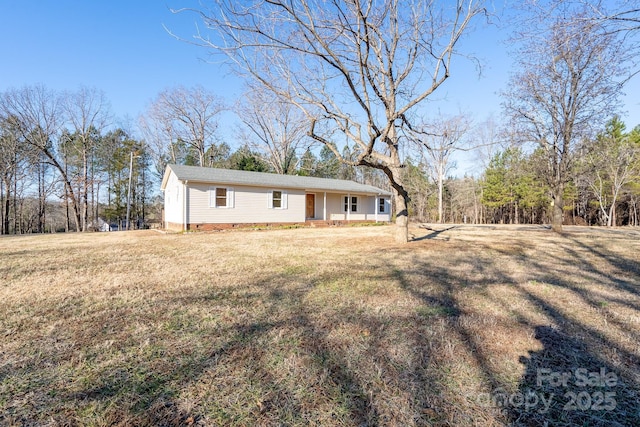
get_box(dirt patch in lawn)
[1,224,639,426]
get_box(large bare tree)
[0,115,26,234]
[63,86,111,231]
[236,88,310,174]
[577,0,640,34]
[177,0,486,242]
[414,114,472,223]
[1,85,83,231]
[502,4,629,232]
[579,117,639,226]
[140,85,224,169]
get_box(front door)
[306,194,315,219]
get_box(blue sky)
[1,1,639,175]
[0,1,242,123]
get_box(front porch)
[304,192,391,223]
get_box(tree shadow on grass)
[499,229,640,426]
[412,225,458,241]
[508,325,637,426]
[20,227,639,426]
[393,226,640,425]
[210,275,449,426]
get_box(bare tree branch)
[175,0,486,242]
[140,85,225,168]
[503,3,630,232]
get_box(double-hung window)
[209,187,234,208]
[379,197,387,214]
[343,196,358,213]
[269,190,288,209]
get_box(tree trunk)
[64,148,70,232]
[1,179,8,235]
[42,163,47,233]
[82,149,89,232]
[394,190,409,243]
[95,182,100,225]
[384,164,410,244]
[65,188,70,232]
[13,174,18,234]
[437,164,444,224]
[473,185,478,224]
[551,190,564,233]
[610,202,616,227]
[38,162,45,233]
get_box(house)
[160,164,392,231]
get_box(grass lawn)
[1,224,639,426]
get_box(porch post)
[375,196,378,223]
[323,192,327,221]
[183,180,189,232]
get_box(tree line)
[2,1,639,236]
[0,84,384,234]
[0,86,150,234]
[175,0,639,241]
[403,116,640,227]
[1,82,638,234]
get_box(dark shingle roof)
[163,164,391,196]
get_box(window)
[209,187,234,208]
[379,197,386,213]
[269,190,287,209]
[343,196,358,213]
[272,190,282,208]
[215,188,227,207]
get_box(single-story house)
[161,164,392,231]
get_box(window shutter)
[227,187,234,208]
[282,191,288,209]
[268,190,273,209]
[209,187,215,207]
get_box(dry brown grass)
[1,224,639,426]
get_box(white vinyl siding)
[209,187,234,208]
[163,171,184,225]
[165,176,391,226]
[327,194,391,222]
[186,184,304,224]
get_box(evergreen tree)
[229,146,269,172]
[315,145,340,178]
[297,149,317,176]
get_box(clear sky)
[1,1,639,175]
[0,1,243,125]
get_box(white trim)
[227,187,235,208]
[183,180,188,231]
[209,186,234,208]
[343,194,358,219]
[323,192,327,221]
[378,197,387,214]
[269,189,288,209]
[375,196,378,222]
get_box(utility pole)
[125,151,134,230]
